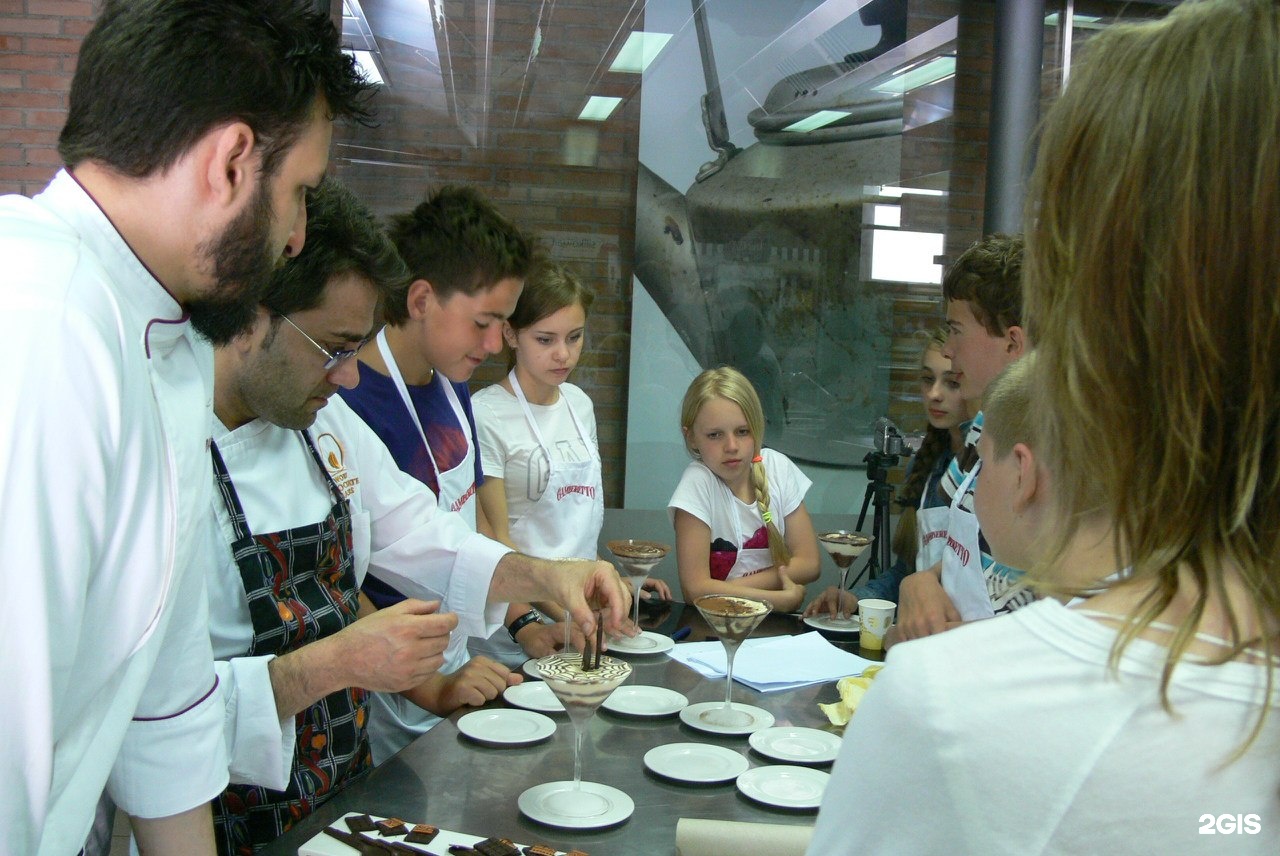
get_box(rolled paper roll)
[675,818,813,856]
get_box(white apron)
[507,369,604,560]
[468,371,604,667]
[376,329,478,526]
[940,461,996,621]
[915,470,951,572]
[368,330,483,755]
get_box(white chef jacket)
[205,395,510,787]
[0,170,227,855]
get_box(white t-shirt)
[809,599,1280,856]
[0,170,227,855]
[205,396,509,787]
[667,448,811,581]
[473,382,599,525]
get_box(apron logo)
[316,432,358,497]
[921,528,947,546]
[946,534,970,566]
[555,484,597,501]
[450,482,476,513]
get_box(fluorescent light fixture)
[578,96,623,121]
[872,56,956,95]
[609,31,673,74]
[869,229,945,284]
[782,110,851,133]
[347,49,384,85]
[876,185,946,198]
[1044,12,1102,25]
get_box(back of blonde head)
[681,367,791,567]
[1025,0,1280,660]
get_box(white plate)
[503,681,565,714]
[735,765,830,809]
[456,709,556,746]
[678,701,775,735]
[607,630,675,655]
[602,685,688,717]
[802,614,861,634]
[643,742,749,783]
[518,780,634,829]
[521,658,545,680]
[748,726,842,765]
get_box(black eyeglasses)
[277,314,368,371]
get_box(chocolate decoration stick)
[593,609,604,670]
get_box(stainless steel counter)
[261,603,880,856]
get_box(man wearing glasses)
[204,182,627,854]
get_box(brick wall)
[0,0,95,196]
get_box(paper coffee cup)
[858,598,896,651]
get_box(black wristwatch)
[507,608,550,642]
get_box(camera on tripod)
[875,420,905,457]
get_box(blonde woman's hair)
[981,353,1037,459]
[680,367,791,567]
[1023,0,1280,734]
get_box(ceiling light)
[578,96,623,122]
[610,31,673,74]
[346,49,384,86]
[782,110,850,133]
[872,56,955,95]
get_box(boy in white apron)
[893,234,1035,644]
[339,187,566,761]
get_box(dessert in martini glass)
[693,594,772,727]
[606,539,670,649]
[817,531,874,628]
[525,652,633,821]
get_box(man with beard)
[205,181,627,853]
[0,2,372,854]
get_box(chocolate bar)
[345,814,378,834]
[376,817,410,836]
[406,824,440,845]
[473,838,520,856]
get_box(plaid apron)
[209,432,371,854]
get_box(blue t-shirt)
[339,363,484,607]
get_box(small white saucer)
[456,709,556,746]
[678,701,775,735]
[521,658,544,680]
[602,685,688,717]
[518,780,634,829]
[502,681,565,714]
[748,726,842,765]
[802,614,861,634]
[607,630,675,655]
[643,742,748,783]
[736,764,830,809]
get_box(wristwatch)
[507,608,551,642]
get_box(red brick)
[0,53,60,71]
[27,0,95,16]
[0,15,60,35]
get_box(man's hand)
[896,570,960,641]
[329,598,456,694]
[516,619,585,658]
[500,558,631,641]
[436,656,520,710]
[802,585,858,619]
[641,577,672,601]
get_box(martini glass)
[817,531,874,627]
[526,652,632,821]
[607,539,670,648]
[693,594,772,727]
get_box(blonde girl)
[810,2,1280,851]
[668,367,820,612]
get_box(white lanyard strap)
[508,368,596,464]
[376,328,443,484]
